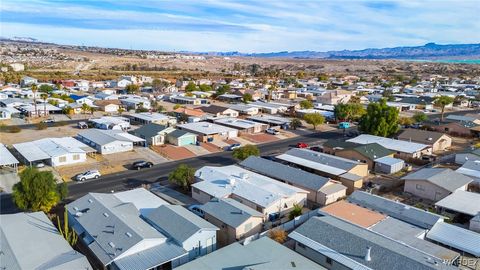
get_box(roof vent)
[229,178,236,186]
[73,206,79,211]
[365,246,372,262]
[75,212,83,217]
[108,242,115,248]
[88,199,93,203]
[103,212,109,217]
[125,232,132,238]
[239,172,249,180]
[427,137,433,141]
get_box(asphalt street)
[0,128,345,214]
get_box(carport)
[12,142,51,167]
[0,143,19,172]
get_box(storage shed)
[374,156,405,174]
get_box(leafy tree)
[168,164,195,190]
[399,117,414,126]
[269,228,287,243]
[185,81,197,92]
[434,96,454,122]
[334,103,366,122]
[125,84,140,94]
[243,93,253,103]
[36,122,47,130]
[81,103,90,115]
[12,167,61,212]
[152,79,170,92]
[358,99,399,137]
[216,84,230,95]
[288,204,303,220]
[290,118,302,130]
[413,112,428,123]
[198,84,212,92]
[173,104,182,110]
[299,99,314,109]
[117,107,125,115]
[303,113,325,130]
[232,144,260,160]
[40,93,48,116]
[39,84,54,94]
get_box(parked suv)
[77,121,88,129]
[132,160,153,170]
[75,170,101,181]
[188,205,205,217]
[227,143,241,151]
[265,128,279,135]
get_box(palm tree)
[81,103,90,118]
[434,96,454,122]
[40,93,48,117]
[268,81,277,102]
[31,84,38,117]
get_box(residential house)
[213,117,268,134]
[173,107,207,119]
[127,112,177,126]
[0,212,91,270]
[77,129,145,154]
[426,222,480,257]
[316,90,352,105]
[13,137,93,167]
[130,123,175,146]
[66,189,191,270]
[176,237,325,270]
[115,78,132,88]
[402,168,473,201]
[289,214,457,270]
[198,105,239,118]
[374,156,405,174]
[348,190,445,229]
[193,165,308,219]
[166,129,197,146]
[70,94,95,106]
[323,140,395,170]
[247,114,291,129]
[398,129,452,152]
[170,95,208,105]
[347,134,432,160]
[20,76,38,87]
[200,198,264,247]
[240,156,346,206]
[177,122,238,142]
[248,101,289,114]
[456,160,480,186]
[228,103,260,115]
[455,148,480,164]
[94,100,122,113]
[145,205,218,260]
[435,190,480,229]
[95,92,119,100]
[120,97,151,109]
[427,119,477,137]
[89,116,131,130]
[276,148,368,193]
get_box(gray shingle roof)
[200,198,263,228]
[347,191,444,229]
[167,129,193,138]
[131,123,168,138]
[290,215,456,270]
[176,236,326,270]
[0,212,91,270]
[398,129,449,145]
[240,156,330,191]
[145,205,218,244]
[402,168,473,192]
[67,193,165,265]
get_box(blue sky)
[1,0,479,52]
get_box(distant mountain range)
[197,43,480,60]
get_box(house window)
[73,154,80,161]
[59,156,67,163]
[416,184,425,191]
[256,206,262,212]
[326,257,332,265]
[244,222,252,231]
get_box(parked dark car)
[310,146,323,152]
[132,160,153,170]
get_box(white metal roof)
[13,137,91,162]
[213,117,263,129]
[374,156,404,166]
[426,222,480,257]
[178,122,237,135]
[0,143,19,166]
[435,191,480,216]
[129,112,173,121]
[347,134,430,154]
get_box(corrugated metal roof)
[240,156,330,191]
[177,122,237,135]
[347,134,430,154]
[434,190,480,216]
[291,215,456,270]
[146,205,217,243]
[402,168,473,192]
[374,156,404,166]
[200,198,263,228]
[348,191,444,229]
[427,222,480,257]
[113,241,186,270]
[12,141,50,162]
[0,143,18,166]
[277,148,362,176]
[79,129,145,145]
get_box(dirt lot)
[151,145,196,160]
[0,124,81,145]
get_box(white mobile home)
[77,129,145,154]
